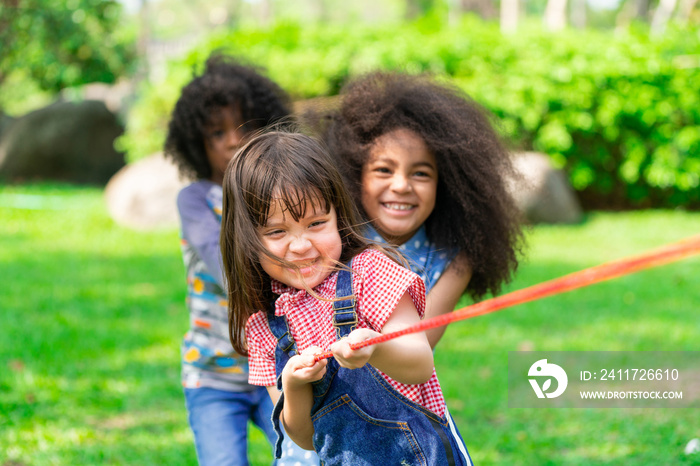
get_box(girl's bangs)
[275,184,329,221]
[254,164,332,226]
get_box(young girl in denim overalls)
[220,130,474,465]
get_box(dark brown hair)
[220,131,372,354]
[322,71,525,300]
[164,53,292,180]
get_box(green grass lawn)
[1,184,699,465]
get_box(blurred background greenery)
[2,1,700,464]
[2,0,700,208]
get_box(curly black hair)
[322,72,525,300]
[164,53,292,180]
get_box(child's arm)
[177,186,226,288]
[331,292,434,385]
[425,252,472,348]
[273,346,328,450]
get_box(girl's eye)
[413,171,431,178]
[264,229,284,237]
[373,167,391,174]
[309,220,327,228]
[209,129,224,139]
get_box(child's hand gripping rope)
[330,329,380,369]
[285,346,328,386]
[314,234,700,362]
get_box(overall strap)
[266,301,299,459]
[266,302,298,390]
[333,262,357,339]
[267,312,298,356]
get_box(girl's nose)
[288,235,312,254]
[227,130,243,149]
[390,174,412,193]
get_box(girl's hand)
[331,293,434,385]
[330,328,381,369]
[278,346,325,450]
[282,346,327,389]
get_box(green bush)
[457,24,700,209]
[118,17,700,209]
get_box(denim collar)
[365,224,433,269]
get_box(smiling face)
[257,196,343,290]
[360,128,438,245]
[204,105,246,184]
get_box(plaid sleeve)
[245,312,278,386]
[354,249,427,332]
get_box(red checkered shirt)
[246,248,446,416]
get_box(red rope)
[314,233,700,362]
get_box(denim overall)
[267,265,473,466]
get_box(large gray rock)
[0,110,15,140]
[0,100,125,184]
[507,151,583,224]
[104,152,188,231]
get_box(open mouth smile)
[290,258,321,275]
[381,202,416,211]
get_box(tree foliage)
[119,17,700,209]
[0,0,136,93]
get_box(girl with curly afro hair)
[164,53,292,182]
[164,53,319,465]
[322,71,525,348]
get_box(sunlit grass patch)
[1,184,699,464]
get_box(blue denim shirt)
[365,224,458,292]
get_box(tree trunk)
[675,0,698,23]
[544,0,568,30]
[314,0,329,22]
[571,0,587,28]
[651,0,678,35]
[405,0,433,20]
[616,0,642,30]
[635,0,652,18]
[501,0,519,33]
[461,0,498,19]
[406,0,422,19]
[226,0,240,28]
[138,0,150,81]
[259,0,273,25]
